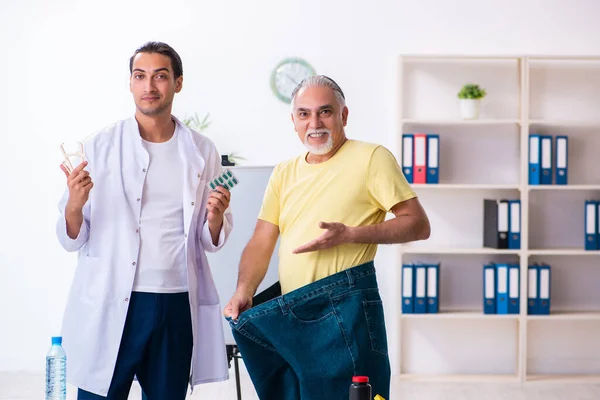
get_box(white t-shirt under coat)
[133,128,187,293]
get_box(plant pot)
[459,99,481,120]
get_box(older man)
[223,75,430,399]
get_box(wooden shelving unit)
[396,55,600,384]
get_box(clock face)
[270,58,316,104]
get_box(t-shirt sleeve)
[257,165,281,226]
[367,145,417,212]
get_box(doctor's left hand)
[206,186,231,229]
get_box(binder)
[402,134,414,184]
[585,200,598,251]
[496,263,509,314]
[483,263,496,314]
[508,200,521,250]
[508,264,520,314]
[540,135,552,185]
[538,263,551,315]
[401,264,414,314]
[413,133,427,184]
[426,134,439,184]
[527,264,539,315]
[426,263,440,313]
[483,199,509,249]
[414,264,427,313]
[555,135,568,185]
[528,134,541,185]
[598,201,600,252]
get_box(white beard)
[304,128,333,155]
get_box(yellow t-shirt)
[258,139,416,294]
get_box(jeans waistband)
[232,261,376,325]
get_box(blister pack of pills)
[207,169,239,191]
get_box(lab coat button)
[132,262,136,266]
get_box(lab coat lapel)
[176,120,206,233]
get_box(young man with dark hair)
[56,41,233,399]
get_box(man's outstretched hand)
[292,221,352,254]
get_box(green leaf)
[457,83,487,99]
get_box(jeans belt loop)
[346,269,355,288]
[277,297,288,315]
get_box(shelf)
[528,119,600,126]
[402,311,519,320]
[398,54,600,382]
[528,311,600,321]
[402,118,521,125]
[400,55,521,62]
[528,249,600,256]
[397,373,520,383]
[528,185,600,191]
[401,247,521,255]
[526,374,600,383]
[528,55,600,61]
[413,184,521,190]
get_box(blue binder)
[597,202,600,251]
[540,135,552,185]
[402,134,414,183]
[414,264,427,313]
[585,200,598,251]
[537,263,551,315]
[401,264,414,314]
[528,134,541,185]
[426,263,440,313]
[508,200,521,249]
[496,263,509,314]
[527,264,539,315]
[426,134,439,184]
[483,263,496,314]
[555,135,568,185]
[508,264,520,314]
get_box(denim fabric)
[78,292,193,400]
[227,261,391,400]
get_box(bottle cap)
[51,336,62,345]
[352,376,369,383]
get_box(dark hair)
[129,41,183,80]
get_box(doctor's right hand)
[223,291,253,320]
[61,161,93,211]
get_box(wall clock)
[270,57,316,104]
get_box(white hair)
[290,75,346,109]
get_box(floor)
[2,366,600,400]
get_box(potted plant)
[183,112,245,166]
[457,83,487,120]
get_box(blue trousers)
[78,292,193,400]
[227,261,391,400]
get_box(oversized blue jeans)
[227,261,391,400]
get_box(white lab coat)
[56,116,233,396]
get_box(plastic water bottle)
[46,336,67,400]
[349,375,371,400]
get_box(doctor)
[56,41,233,399]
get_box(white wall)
[1,0,599,373]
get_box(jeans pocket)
[363,299,389,356]
[289,293,335,323]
